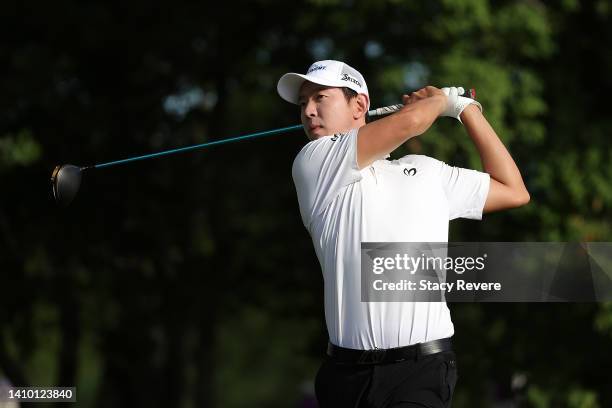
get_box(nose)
[303,99,317,118]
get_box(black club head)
[51,164,83,207]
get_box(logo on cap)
[341,73,361,88]
[307,64,327,74]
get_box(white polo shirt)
[292,128,490,350]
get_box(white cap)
[277,60,369,108]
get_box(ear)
[352,94,369,120]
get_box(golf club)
[51,88,476,207]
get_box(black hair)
[341,87,358,103]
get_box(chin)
[312,128,328,138]
[306,128,325,140]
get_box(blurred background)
[1,0,611,407]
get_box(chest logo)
[403,167,417,176]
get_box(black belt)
[327,337,453,364]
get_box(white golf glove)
[441,86,482,123]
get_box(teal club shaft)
[86,124,304,170]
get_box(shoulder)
[293,136,328,159]
[292,137,326,174]
[292,129,358,168]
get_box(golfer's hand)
[402,86,446,115]
[440,86,483,123]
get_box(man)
[277,60,529,408]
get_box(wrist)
[435,94,447,116]
[459,103,481,122]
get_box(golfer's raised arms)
[356,86,447,169]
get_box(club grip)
[367,87,476,118]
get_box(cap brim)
[277,73,347,105]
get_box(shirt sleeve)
[291,128,362,229]
[429,157,491,220]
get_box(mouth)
[307,124,324,136]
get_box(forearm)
[460,105,528,193]
[357,94,446,168]
[397,94,447,137]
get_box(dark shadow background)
[1,1,611,407]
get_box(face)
[298,82,356,140]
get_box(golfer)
[278,60,529,408]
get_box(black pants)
[315,349,458,408]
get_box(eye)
[316,94,326,101]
